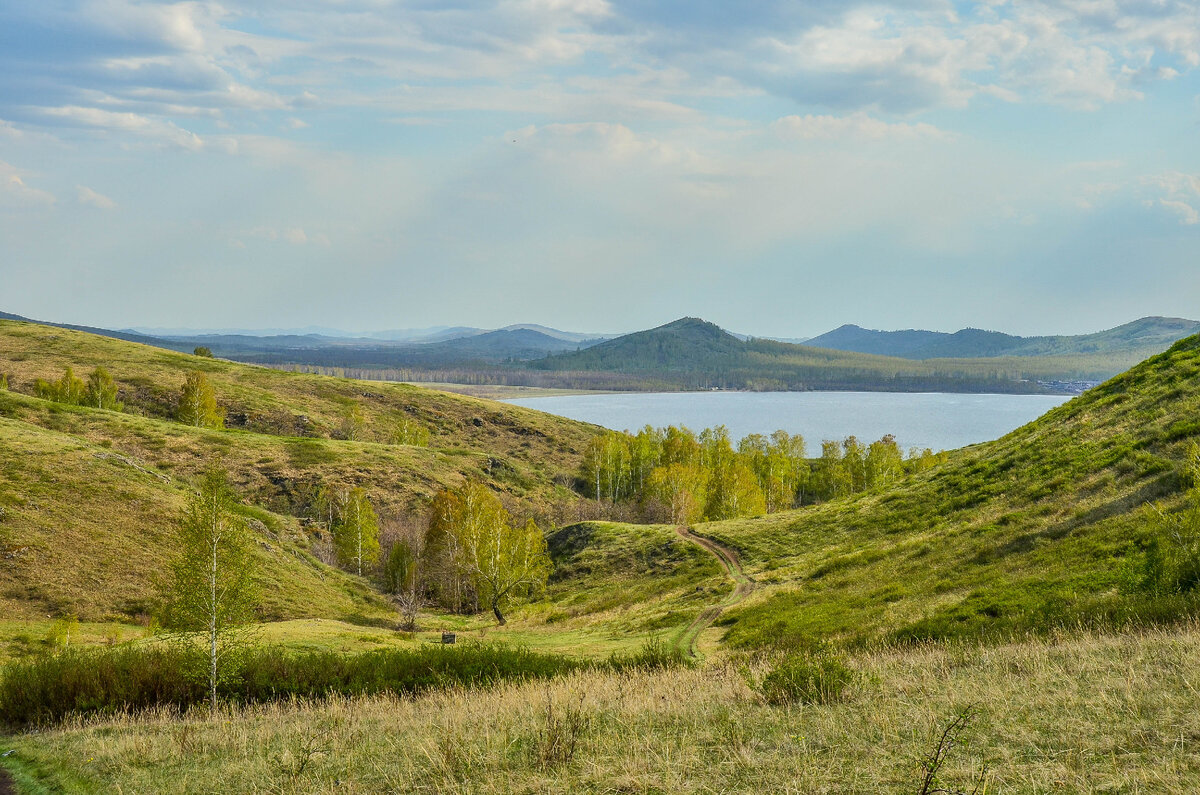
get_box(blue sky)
[1,0,1197,336]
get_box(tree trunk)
[492,601,506,626]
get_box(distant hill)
[529,315,1200,393]
[530,317,1052,393]
[805,316,1200,360]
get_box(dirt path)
[673,526,754,657]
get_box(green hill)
[530,318,1054,392]
[685,333,1200,648]
[805,316,1200,360]
[0,319,599,621]
[528,316,1192,392]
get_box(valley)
[1,319,1199,791]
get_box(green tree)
[334,488,380,576]
[177,372,225,429]
[865,434,903,489]
[161,466,258,710]
[85,366,122,410]
[645,462,709,524]
[193,346,214,358]
[424,483,551,624]
[35,366,86,405]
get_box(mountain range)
[5,310,1198,394]
[802,316,1200,359]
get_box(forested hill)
[805,316,1200,360]
[526,317,1090,393]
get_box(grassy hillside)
[692,333,1200,648]
[0,319,602,622]
[0,415,386,623]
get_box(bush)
[756,652,856,705]
[605,636,692,673]
[0,642,589,729]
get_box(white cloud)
[0,161,55,207]
[1159,198,1199,225]
[76,185,116,209]
[772,112,954,141]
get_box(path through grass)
[672,527,754,656]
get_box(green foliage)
[84,366,122,410]
[0,372,7,391]
[333,488,380,577]
[582,424,929,522]
[381,540,417,594]
[338,401,365,441]
[391,416,431,446]
[193,346,214,358]
[0,642,589,729]
[755,651,856,705]
[176,371,225,428]
[425,483,551,623]
[605,636,692,672]
[34,366,86,405]
[1127,443,1200,597]
[161,466,258,706]
[44,615,79,651]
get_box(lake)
[504,391,1073,452]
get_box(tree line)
[580,425,947,523]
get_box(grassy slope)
[0,319,597,503]
[0,415,384,623]
[694,334,1200,648]
[7,625,1200,792]
[0,319,600,622]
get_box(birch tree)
[162,466,257,711]
[177,372,225,429]
[334,487,380,576]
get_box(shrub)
[756,652,856,705]
[0,642,589,729]
[605,636,692,672]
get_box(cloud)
[1158,198,1199,225]
[1141,171,1200,225]
[0,160,55,207]
[76,185,116,209]
[772,112,953,141]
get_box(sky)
[1,0,1198,338]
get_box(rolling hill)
[0,318,600,621]
[681,331,1200,648]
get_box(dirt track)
[673,526,754,657]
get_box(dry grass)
[7,625,1200,793]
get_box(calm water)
[505,391,1072,452]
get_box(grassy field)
[6,624,1200,792]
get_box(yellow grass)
[7,624,1200,793]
